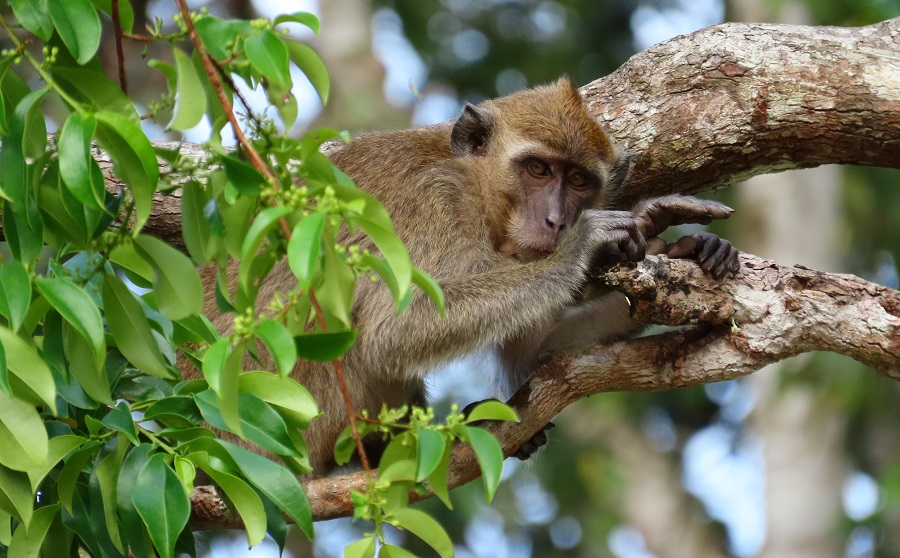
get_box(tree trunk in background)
[733,3,847,557]
[313,0,409,130]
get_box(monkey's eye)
[527,159,551,177]
[568,172,590,189]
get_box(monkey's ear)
[608,151,635,193]
[451,103,494,157]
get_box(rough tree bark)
[126,17,900,525]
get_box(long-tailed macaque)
[193,77,739,474]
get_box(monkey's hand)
[564,209,646,271]
[657,232,741,280]
[632,195,739,279]
[632,194,734,239]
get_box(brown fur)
[185,78,645,474]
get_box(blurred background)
[20,0,900,556]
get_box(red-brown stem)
[175,0,373,481]
[111,0,127,93]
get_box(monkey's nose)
[545,218,566,233]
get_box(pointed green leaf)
[0,261,31,332]
[464,400,519,424]
[285,41,329,104]
[239,372,318,427]
[287,211,325,291]
[412,267,445,317]
[274,12,320,35]
[11,0,53,40]
[343,536,376,558]
[466,426,505,503]
[0,391,47,471]
[380,544,418,558]
[181,180,213,264]
[100,402,140,446]
[390,507,454,558]
[238,205,293,290]
[188,452,266,548]
[0,327,56,413]
[318,241,355,327]
[7,503,59,558]
[133,234,203,319]
[220,154,265,197]
[255,320,297,378]
[103,274,173,378]
[245,30,291,88]
[58,111,103,210]
[35,276,104,365]
[52,67,139,121]
[294,330,357,362]
[219,440,313,539]
[95,111,158,231]
[0,465,32,526]
[350,215,411,302]
[426,440,453,509]
[116,444,154,558]
[132,454,190,558]
[92,435,128,555]
[200,338,242,435]
[194,390,295,456]
[416,428,447,482]
[168,48,207,131]
[63,322,111,405]
[48,0,101,65]
[57,443,100,513]
[27,435,85,492]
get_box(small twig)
[111,0,128,93]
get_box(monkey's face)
[501,153,602,262]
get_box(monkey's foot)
[511,422,555,460]
[653,231,741,280]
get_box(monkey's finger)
[665,235,699,258]
[645,236,669,255]
[636,196,734,236]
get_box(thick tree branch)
[585,17,900,203]
[189,253,900,525]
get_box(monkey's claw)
[666,232,741,279]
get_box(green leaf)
[220,154,266,197]
[426,440,453,509]
[94,111,159,231]
[201,338,242,435]
[168,48,207,131]
[1,87,45,206]
[56,443,97,514]
[27,435,85,492]
[7,503,59,558]
[219,440,313,539]
[318,241,355,327]
[0,508,10,546]
[11,0,53,40]
[0,261,31,332]
[255,320,297,378]
[467,426,505,503]
[390,507,454,558]
[0,391,48,471]
[245,30,291,88]
[188,452,267,548]
[380,544,418,558]
[294,330,357,362]
[132,454,190,558]
[350,215,412,302]
[103,274,173,378]
[0,465,32,526]
[416,428,447,482]
[412,267,445,317]
[0,327,56,413]
[133,234,203,320]
[48,0,101,65]
[285,40,329,104]
[92,435,128,554]
[35,276,104,365]
[142,396,203,428]
[287,211,325,291]
[52,67,139,122]
[343,536,376,558]
[194,390,295,456]
[194,16,251,62]
[100,402,140,446]
[465,400,519,424]
[63,321,112,405]
[238,205,293,290]
[181,180,213,264]
[58,111,103,210]
[274,12,320,35]
[239,372,318,427]
[116,444,154,558]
